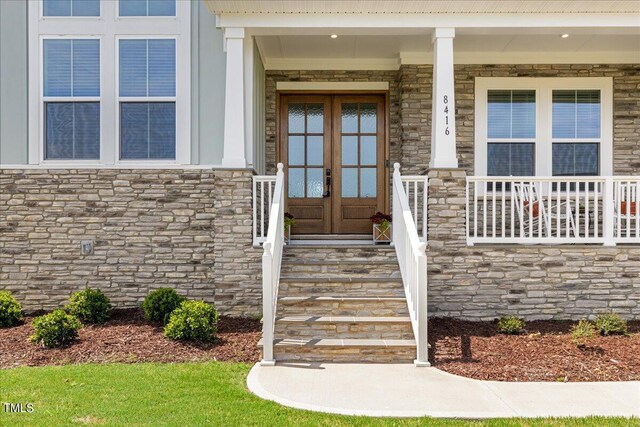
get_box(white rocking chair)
[512,183,577,238]
[614,182,639,237]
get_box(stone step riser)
[279,282,405,296]
[280,265,401,278]
[283,250,396,263]
[273,347,415,363]
[275,322,414,340]
[277,299,409,317]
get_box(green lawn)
[0,362,637,427]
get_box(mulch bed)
[0,309,261,368]
[429,317,640,382]
[2,311,638,382]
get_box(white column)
[430,28,458,169]
[222,27,247,168]
[243,32,255,170]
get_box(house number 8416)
[443,95,450,136]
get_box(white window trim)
[474,77,613,177]
[28,0,190,166]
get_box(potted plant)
[370,211,392,244]
[284,212,295,243]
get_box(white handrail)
[253,175,277,246]
[392,164,429,367]
[400,175,429,243]
[260,163,285,366]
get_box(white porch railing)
[392,164,429,367]
[253,174,277,246]
[400,175,429,243]
[260,163,285,366]
[467,176,640,246]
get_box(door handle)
[323,168,331,197]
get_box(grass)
[0,362,638,427]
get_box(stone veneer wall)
[0,169,262,316]
[427,169,640,320]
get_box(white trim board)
[276,82,389,91]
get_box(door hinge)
[385,160,390,168]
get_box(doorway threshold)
[288,235,377,246]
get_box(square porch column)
[222,27,247,168]
[430,28,458,169]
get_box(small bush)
[164,300,218,342]
[595,313,628,336]
[0,291,23,328]
[30,310,82,348]
[67,288,112,324]
[143,288,186,325]
[497,316,525,335]
[571,319,596,347]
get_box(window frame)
[475,77,613,178]
[28,0,190,166]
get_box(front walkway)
[247,363,640,418]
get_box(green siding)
[0,0,28,164]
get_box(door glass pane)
[342,103,358,133]
[360,135,376,166]
[288,136,304,166]
[342,136,358,166]
[288,104,304,133]
[360,103,377,133]
[307,136,323,166]
[342,168,358,197]
[360,168,377,198]
[307,168,323,198]
[288,168,304,198]
[307,104,323,133]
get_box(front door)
[279,94,387,234]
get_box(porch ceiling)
[206,1,640,15]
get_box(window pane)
[288,168,304,198]
[307,136,323,166]
[44,0,71,16]
[360,168,376,198]
[342,168,357,197]
[45,39,99,97]
[487,143,534,176]
[288,104,304,133]
[360,135,376,166]
[307,104,323,133]
[553,143,599,177]
[72,40,100,96]
[342,103,358,133]
[45,102,100,160]
[288,136,304,166]
[342,136,357,166]
[360,103,377,133]
[120,102,175,160]
[72,0,100,16]
[44,40,72,97]
[120,0,175,16]
[553,90,601,139]
[119,39,175,97]
[488,90,535,139]
[307,168,323,198]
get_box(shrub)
[164,300,218,342]
[497,316,525,335]
[595,313,628,336]
[143,288,186,325]
[0,291,23,328]
[30,310,82,348]
[571,319,596,347]
[67,288,112,324]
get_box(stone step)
[277,296,409,317]
[259,338,416,363]
[280,259,401,278]
[283,246,397,262]
[275,316,414,340]
[279,276,405,296]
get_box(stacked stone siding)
[0,168,261,315]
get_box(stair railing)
[260,163,285,366]
[392,163,430,367]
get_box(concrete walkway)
[247,363,640,418]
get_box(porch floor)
[288,234,377,246]
[247,363,640,418]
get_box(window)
[43,39,100,160]
[119,39,176,160]
[43,0,100,16]
[475,78,612,178]
[119,0,176,17]
[29,1,190,164]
